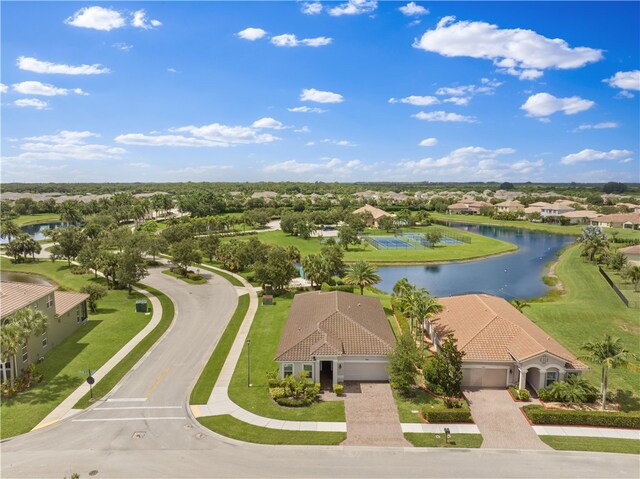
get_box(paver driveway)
[342,381,410,447]
[464,388,550,450]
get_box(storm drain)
[132,431,146,439]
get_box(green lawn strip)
[190,294,250,404]
[221,227,517,264]
[526,245,640,409]
[394,389,468,423]
[12,213,61,227]
[227,293,345,422]
[0,260,150,438]
[74,285,175,408]
[431,212,640,240]
[198,263,244,287]
[404,433,483,448]
[197,415,346,445]
[600,265,640,309]
[540,435,640,454]
[161,268,207,285]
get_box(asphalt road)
[1,266,639,479]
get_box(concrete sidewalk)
[533,425,640,439]
[33,286,163,430]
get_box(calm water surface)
[0,222,66,244]
[377,223,576,300]
[1,271,54,285]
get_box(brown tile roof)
[561,210,600,219]
[430,294,587,369]
[0,281,56,319]
[595,213,640,225]
[448,203,470,210]
[496,200,524,207]
[353,204,395,220]
[54,291,89,316]
[275,291,396,362]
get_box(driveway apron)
[342,382,410,447]
[464,387,550,450]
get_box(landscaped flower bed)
[523,405,640,429]
[508,386,531,402]
[268,373,320,407]
[421,408,474,423]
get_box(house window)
[46,294,53,308]
[22,345,28,363]
[303,364,313,381]
[42,336,48,348]
[283,364,293,377]
[545,371,558,387]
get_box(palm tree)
[622,265,640,292]
[406,293,442,355]
[511,299,529,313]
[0,322,24,386]
[581,335,634,410]
[344,260,381,295]
[1,307,47,386]
[0,220,22,243]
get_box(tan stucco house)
[495,200,524,213]
[352,204,395,228]
[425,294,587,390]
[275,291,396,386]
[619,244,640,265]
[591,213,640,230]
[1,281,89,381]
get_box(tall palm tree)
[622,265,640,292]
[581,335,634,410]
[406,293,443,355]
[0,322,24,386]
[0,220,22,243]
[344,260,381,295]
[511,299,529,313]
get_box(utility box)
[262,294,273,306]
[136,300,148,313]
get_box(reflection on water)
[1,271,54,285]
[377,223,575,300]
[0,222,66,244]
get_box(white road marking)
[95,406,182,411]
[105,398,148,402]
[72,417,186,422]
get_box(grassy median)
[404,433,483,448]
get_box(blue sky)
[1,1,639,183]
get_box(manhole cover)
[89,471,99,477]
[195,433,206,440]
[132,431,146,439]
[184,424,193,429]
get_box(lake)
[0,271,54,285]
[377,223,576,300]
[0,222,66,244]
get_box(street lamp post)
[246,338,251,387]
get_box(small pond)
[377,223,576,300]
[0,222,67,244]
[1,271,54,285]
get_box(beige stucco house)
[1,281,89,381]
[619,244,640,265]
[352,204,395,228]
[425,294,587,390]
[591,213,640,230]
[275,291,396,386]
[495,200,524,213]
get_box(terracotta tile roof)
[0,281,56,319]
[275,291,396,362]
[448,202,470,210]
[595,213,640,225]
[430,294,587,369]
[54,291,89,316]
[353,204,395,220]
[496,200,524,207]
[561,210,601,219]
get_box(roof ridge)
[455,295,500,350]
[321,309,394,350]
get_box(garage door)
[461,368,507,388]
[342,362,389,381]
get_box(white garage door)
[461,368,507,388]
[342,361,389,381]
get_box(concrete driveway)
[342,381,410,447]
[464,388,550,450]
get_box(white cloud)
[116,121,281,148]
[264,160,324,174]
[328,0,378,16]
[605,70,640,92]
[168,165,232,175]
[620,158,634,164]
[237,27,267,41]
[252,117,285,129]
[436,80,500,97]
[300,88,344,103]
[618,90,635,99]
[302,2,323,15]
[521,93,594,118]
[271,34,332,47]
[17,56,110,75]
[167,68,177,73]
[131,10,162,29]
[294,126,310,133]
[419,138,438,146]
[14,98,49,110]
[560,149,633,165]
[320,139,357,147]
[401,146,516,173]
[413,111,476,122]
[0,83,8,93]
[443,97,469,105]
[414,17,603,79]
[113,42,133,52]
[129,162,150,168]
[264,157,367,176]
[65,6,126,31]
[13,81,87,97]
[389,95,439,106]
[2,130,125,161]
[288,106,326,113]
[399,2,428,16]
[574,122,619,131]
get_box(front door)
[320,360,333,389]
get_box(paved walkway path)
[342,382,410,447]
[464,388,550,450]
[533,425,640,439]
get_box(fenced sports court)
[363,228,472,250]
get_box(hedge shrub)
[423,409,473,423]
[320,283,355,293]
[523,405,640,429]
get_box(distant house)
[495,200,524,214]
[447,201,492,215]
[274,291,396,386]
[0,281,89,381]
[250,191,278,201]
[591,213,640,230]
[619,244,640,265]
[352,204,395,228]
[425,294,587,390]
[561,210,601,225]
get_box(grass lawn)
[540,435,640,454]
[394,389,469,423]
[525,245,640,410]
[227,293,345,422]
[223,225,517,264]
[198,415,346,445]
[12,213,61,227]
[404,433,483,448]
[431,212,640,240]
[161,269,207,285]
[198,263,244,287]
[0,258,151,438]
[190,294,250,404]
[601,265,640,309]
